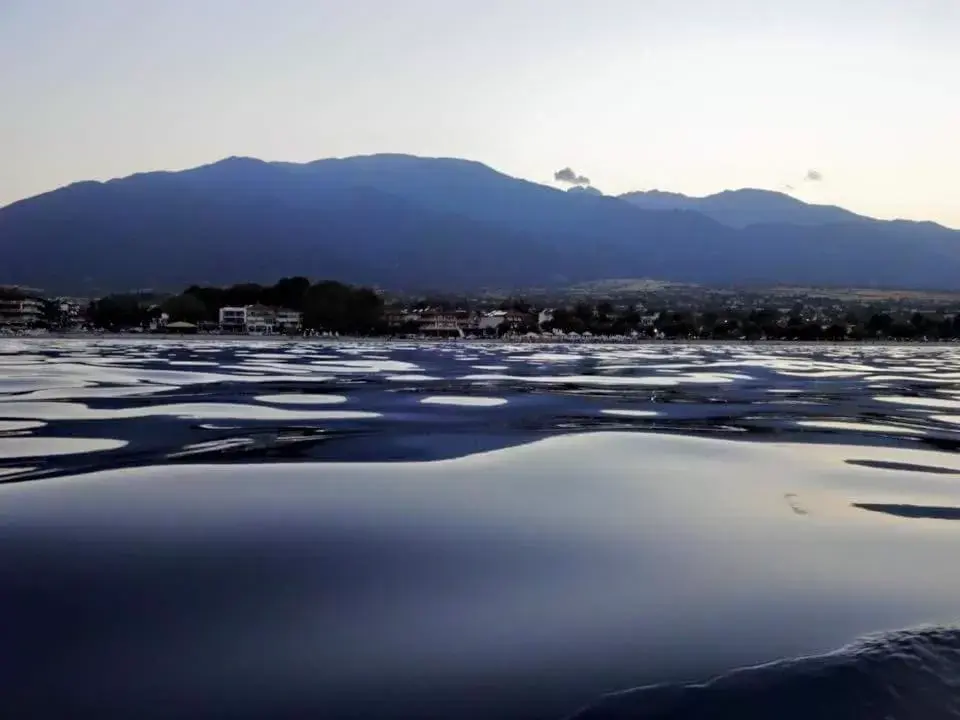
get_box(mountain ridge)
[1,154,958,294]
[620,187,953,231]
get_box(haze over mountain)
[1,154,958,294]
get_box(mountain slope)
[0,180,582,293]
[620,188,874,229]
[2,154,960,293]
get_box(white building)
[244,305,276,333]
[0,297,44,326]
[219,306,248,332]
[219,305,302,334]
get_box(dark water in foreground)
[2,339,960,718]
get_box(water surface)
[2,339,960,719]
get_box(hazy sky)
[2,0,958,225]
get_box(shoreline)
[3,331,959,346]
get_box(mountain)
[2,154,959,293]
[619,188,874,228]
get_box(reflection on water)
[4,338,960,480]
[854,503,960,520]
[3,339,960,719]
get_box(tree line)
[541,302,960,340]
[17,279,960,341]
[86,277,385,334]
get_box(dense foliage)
[36,280,960,342]
[541,303,960,340]
[86,277,385,334]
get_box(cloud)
[554,167,591,186]
[804,169,824,182]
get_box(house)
[218,305,301,334]
[244,304,276,333]
[219,306,248,333]
[417,309,468,337]
[53,298,84,327]
[0,296,44,326]
[479,310,508,334]
[150,312,170,331]
[274,309,303,331]
[503,310,535,330]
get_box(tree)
[264,276,311,311]
[795,322,825,341]
[222,283,265,308]
[574,302,594,323]
[161,293,208,324]
[596,301,615,321]
[546,307,585,334]
[184,285,225,321]
[824,323,848,341]
[741,321,763,340]
[302,281,383,334]
[867,313,894,337]
[888,321,917,339]
[88,294,150,330]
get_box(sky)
[2,0,958,226]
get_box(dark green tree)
[302,281,383,334]
[161,293,208,324]
[88,295,151,330]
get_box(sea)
[2,337,960,719]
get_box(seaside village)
[6,284,960,342]
[0,291,572,339]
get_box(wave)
[567,625,960,719]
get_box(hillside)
[1,154,959,293]
[619,188,875,228]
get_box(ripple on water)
[0,421,46,432]
[600,409,659,418]
[796,421,926,435]
[254,394,349,405]
[460,373,717,387]
[876,395,960,410]
[0,437,128,459]
[384,374,443,382]
[420,396,509,407]
[0,401,380,421]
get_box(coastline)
[4,331,959,346]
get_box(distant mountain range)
[1,154,957,294]
[618,188,873,228]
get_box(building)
[0,297,44,326]
[479,310,508,334]
[479,310,534,335]
[274,309,303,331]
[417,310,465,336]
[150,312,170,332]
[218,305,302,334]
[56,299,85,327]
[219,306,248,333]
[244,305,276,333]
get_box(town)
[4,277,960,341]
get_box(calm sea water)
[2,338,960,719]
